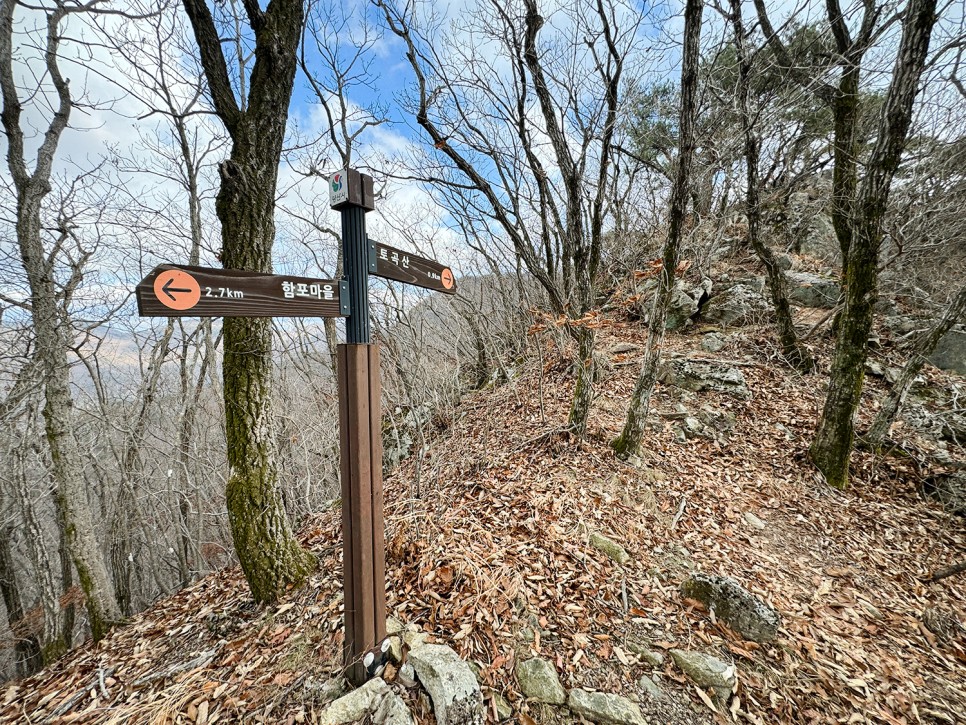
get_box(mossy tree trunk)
[612,0,703,459]
[182,0,315,601]
[728,0,813,372]
[866,283,966,447]
[810,0,939,488]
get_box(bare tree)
[377,0,641,435]
[1,0,121,639]
[724,0,814,371]
[611,0,703,458]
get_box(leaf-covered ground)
[3,312,964,724]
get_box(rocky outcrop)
[929,329,966,375]
[702,284,769,327]
[784,271,840,308]
[681,573,781,643]
[658,357,752,399]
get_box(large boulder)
[515,658,566,704]
[637,279,711,331]
[658,357,752,399]
[681,573,781,643]
[929,329,966,375]
[567,689,646,725]
[702,284,769,326]
[408,644,485,725]
[784,271,840,308]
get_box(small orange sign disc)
[441,268,455,290]
[154,269,201,311]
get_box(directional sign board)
[369,240,456,295]
[136,264,348,317]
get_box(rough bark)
[0,523,42,676]
[181,0,315,601]
[865,284,966,446]
[611,0,703,458]
[729,0,814,372]
[810,0,939,488]
[1,0,122,639]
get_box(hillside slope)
[2,315,964,724]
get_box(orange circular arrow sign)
[441,268,455,290]
[153,269,201,311]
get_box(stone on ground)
[567,688,646,725]
[320,678,391,725]
[408,643,485,725]
[515,657,566,704]
[588,531,631,565]
[681,573,780,643]
[670,650,736,702]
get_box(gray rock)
[702,284,769,327]
[658,357,752,399]
[929,329,966,375]
[608,342,641,356]
[373,688,414,725]
[666,284,700,331]
[775,253,794,271]
[303,676,349,706]
[567,689,646,725]
[515,658,566,705]
[408,644,485,725]
[627,641,665,667]
[669,650,736,702]
[742,512,766,530]
[588,531,631,565]
[638,675,664,700]
[397,662,418,689]
[701,332,727,353]
[681,573,780,643]
[925,472,966,516]
[490,692,512,721]
[320,678,391,725]
[784,271,840,308]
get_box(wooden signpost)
[134,167,456,686]
[135,264,348,318]
[369,240,457,295]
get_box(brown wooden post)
[337,343,386,685]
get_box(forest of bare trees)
[1,0,964,684]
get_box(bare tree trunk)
[1,0,121,639]
[866,284,966,447]
[182,0,315,601]
[728,0,814,372]
[612,0,703,459]
[0,523,42,676]
[811,0,939,488]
